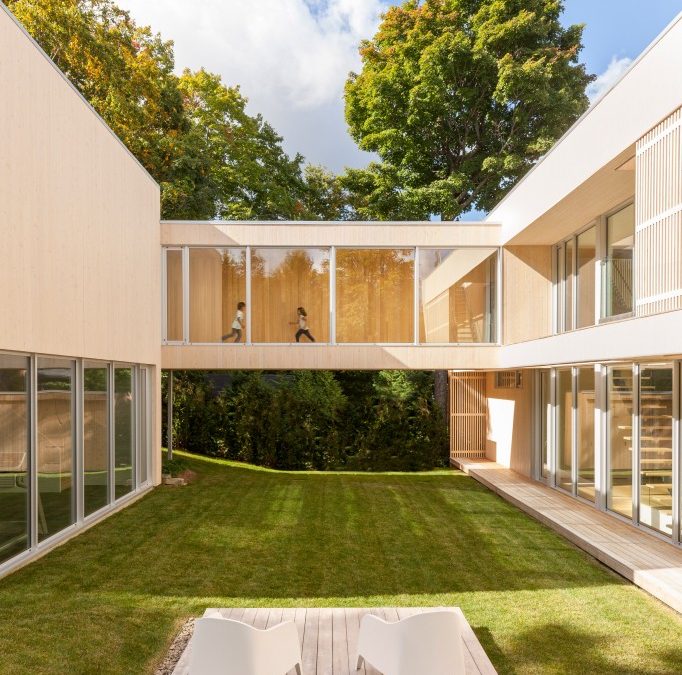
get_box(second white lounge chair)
[190,616,303,675]
[356,609,465,675]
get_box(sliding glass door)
[556,369,573,492]
[576,367,596,501]
[0,355,30,563]
[638,364,673,536]
[606,365,634,518]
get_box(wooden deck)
[454,458,682,614]
[171,607,497,675]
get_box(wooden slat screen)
[635,106,682,316]
[449,371,487,461]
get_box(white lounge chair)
[356,610,465,675]
[190,617,303,675]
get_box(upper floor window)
[554,201,633,333]
[601,203,634,319]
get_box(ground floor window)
[537,361,679,543]
[0,352,154,572]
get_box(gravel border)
[155,618,195,675]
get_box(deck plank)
[317,608,334,675]
[332,609,349,675]
[301,608,319,675]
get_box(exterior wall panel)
[0,7,161,486]
[636,106,682,316]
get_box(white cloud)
[586,55,633,102]
[117,0,387,171]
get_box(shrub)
[164,369,448,471]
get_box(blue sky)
[118,0,682,175]
[562,0,682,75]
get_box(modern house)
[1,0,682,595]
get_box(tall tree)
[344,0,594,220]
[174,69,309,220]
[4,0,314,220]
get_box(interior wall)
[503,246,552,344]
[485,370,533,477]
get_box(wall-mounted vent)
[494,370,523,389]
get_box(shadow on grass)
[501,622,682,675]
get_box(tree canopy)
[344,0,594,220]
[4,0,324,220]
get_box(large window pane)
[189,248,246,343]
[556,369,573,492]
[540,370,551,480]
[166,249,184,341]
[0,356,29,564]
[577,227,596,328]
[336,249,414,343]
[602,204,634,318]
[38,358,74,542]
[577,367,595,501]
[114,367,134,499]
[84,363,109,517]
[419,249,497,343]
[251,248,329,343]
[607,365,633,518]
[565,240,574,331]
[555,245,565,332]
[639,365,673,536]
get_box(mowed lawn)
[1,453,682,674]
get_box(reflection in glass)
[251,248,330,343]
[540,370,551,480]
[84,363,109,516]
[639,365,673,536]
[189,248,246,343]
[0,356,30,563]
[607,365,633,518]
[37,358,74,542]
[556,369,573,492]
[166,249,184,341]
[138,368,149,486]
[576,367,595,501]
[577,227,596,328]
[602,204,634,318]
[336,249,414,343]
[419,249,498,343]
[114,367,134,499]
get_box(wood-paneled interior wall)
[188,248,245,343]
[636,106,682,315]
[421,258,491,343]
[167,250,184,341]
[449,371,487,459]
[503,246,552,344]
[251,249,329,343]
[336,249,414,343]
[37,392,72,476]
[577,390,595,470]
[0,394,28,471]
[84,392,108,471]
[485,370,533,477]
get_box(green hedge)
[163,370,448,471]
